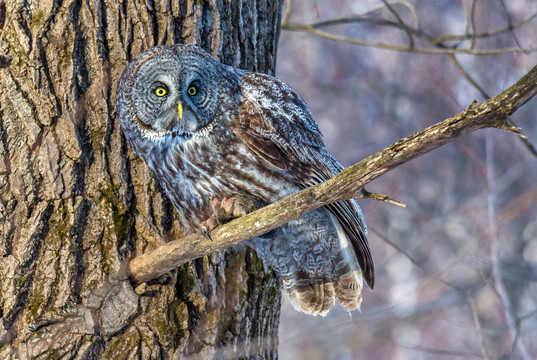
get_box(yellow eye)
[187,86,198,96]
[154,87,167,97]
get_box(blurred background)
[274,1,537,359]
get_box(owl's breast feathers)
[143,70,374,289]
[146,119,297,235]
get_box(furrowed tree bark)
[0,1,283,359]
[129,62,537,286]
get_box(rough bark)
[0,0,283,359]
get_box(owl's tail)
[283,213,364,317]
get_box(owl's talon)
[200,226,213,241]
[200,194,266,241]
[210,194,268,224]
[200,215,219,241]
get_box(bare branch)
[499,0,523,49]
[360,189,407,208]
[307,12,537,44]
[281,0,292,26]
[281,4,537,55]
[381,0,414,49]
[128,63,537,286]
[281,23,537,55]
[434,11,537,43]
[486,133,532,360]
[499,120,537,157]
[467,295,490,360]
[447,55,537,156]
[469,0,478,49]
[448,53,490,99]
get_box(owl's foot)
[200,216,218,241]
[199,194,267,240]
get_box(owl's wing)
[232,73,375,288]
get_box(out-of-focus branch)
[305,12,537,45]
[436,10,537,43]
[499,0,523,49]
[281,0,293,28]
[280,0,537,55]
[381,0,414,49]
[486,133,532,360]
[128,63,537,286]
[448,54,490,99]
[468,0,478,49]
[282,23,537,55]
[467,296,490,360]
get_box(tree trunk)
[0,1,283,358]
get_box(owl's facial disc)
[128,50,225,140]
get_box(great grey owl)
[116,44,374,316]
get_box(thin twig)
[447,54,537,157]
[396,342,480,358]
[281,0,292,26]
[434,11,537,43]
[448,53,490,100]
[360,188,407,208]
[497,119,537,157]
[499,0,523,50]
[281,2,537,56]
[469,0,478,50]
[485,131,531,360]
[382,0,414,48]
[370,228,464,292]
[282,23,537,55]
[467,295,490,360]
[308,11,537,45]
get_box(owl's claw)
[199,212,219,241]
[199,194,268,241]
[213,194,267,222]
[200,225,213,241]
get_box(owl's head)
[117,45,240,148]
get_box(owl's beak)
[177,102,184,119]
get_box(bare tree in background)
[277,1,537,359]
[0,1,283,359]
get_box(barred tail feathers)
[281,211,364,316]
[329,211,364,312]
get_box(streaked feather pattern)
[235,73,374,289]
[116,44,374,316]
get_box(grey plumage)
[116,44,374,316]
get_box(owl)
[116,44,374,316]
